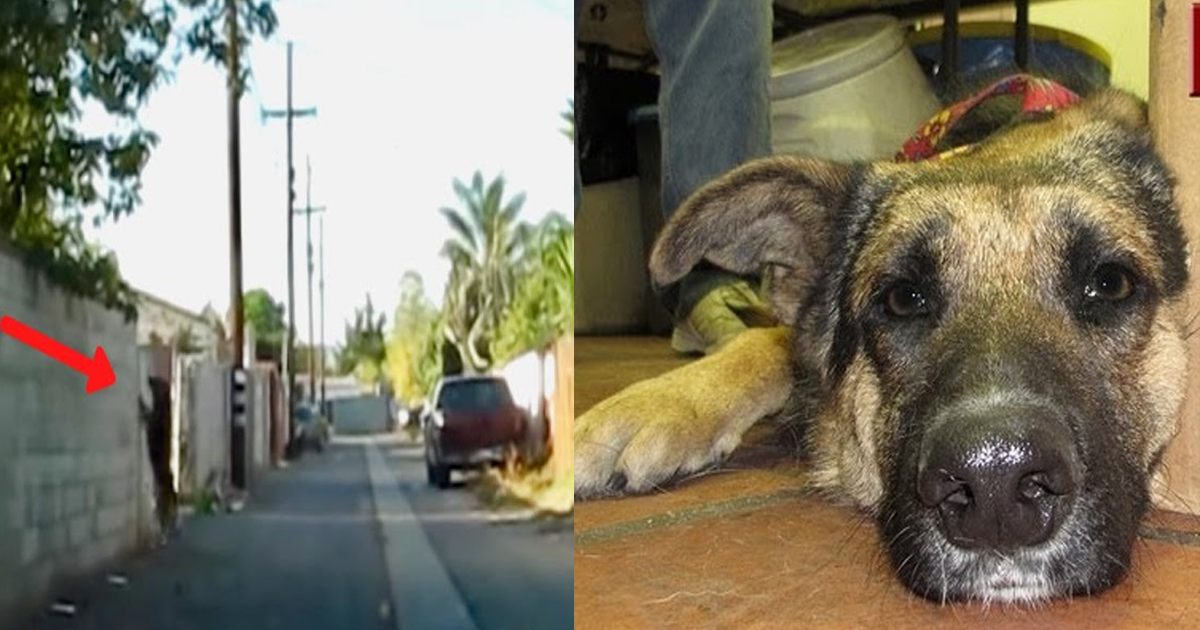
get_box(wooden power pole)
[262,42,316,443]
[293,156,324,406]
[225,0,247,490]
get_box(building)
[135,290,223,356]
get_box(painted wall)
[134,292,221,356]
[328,395,391,435]
[950,0,1151,97]
[1031,0,1150,97]
[172,358,273,496]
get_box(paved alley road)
[11,435,573,630]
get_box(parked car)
[291,402,330,454]
[423,375,527,488]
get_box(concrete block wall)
[0,244,148,621]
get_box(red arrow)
[0,314,116,394]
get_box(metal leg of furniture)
[1015,0,1030,70]
[941,0,960,84]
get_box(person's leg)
[644,0,775,354]
[644,0,772,218]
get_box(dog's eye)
[1084,263,1135,302]
[884,282,929,318]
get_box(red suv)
[423,375,527,488]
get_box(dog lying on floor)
[574,84,1191,604]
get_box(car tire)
[427,460,450,489]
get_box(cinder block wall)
[0,243,147,621]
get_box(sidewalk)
[9,445,393,630]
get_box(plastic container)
[907,22,1111,101]
[770,14,940,160]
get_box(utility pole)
[319,215,326,411]
[225,0,247,491]
[294,156,324,406]
[262,42,316,443]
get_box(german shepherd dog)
[574,87,1191,604]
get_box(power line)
[261,41,317,446]
[292,165,325,407]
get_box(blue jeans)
[642,0,772,220]
[575,0,772,313]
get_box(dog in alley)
[574,82,1192,604]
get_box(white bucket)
[770,15,940,161]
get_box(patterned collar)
[895,73,1081,163]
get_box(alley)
[10,436,573,630]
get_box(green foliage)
[439,171,531,373]
[243,288,285,360]
[0,0,276,318]
[492,213,573,365]
[172,323,203,353]
[12,208,140,320]
[385,271,443,405]
[176,0,278,95]
[293,343,323,375]
[337,295,386,383]
[560,99,574,143]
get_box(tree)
[492,213,574,365]
[439,171,531,373]
[385,271,443,405]
[0,0,277,319]
[293,343,324,376]
[172,324,205,354]
[243,288,285,361]
[561,99,574,143]
[337,295,387,385]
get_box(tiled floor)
[574,335,1200,630]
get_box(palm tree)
[491,213,574,365]
[439,171,529,373]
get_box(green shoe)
[670,272,776,355]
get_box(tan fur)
[574,327,791,496]
[574,89,1189,601]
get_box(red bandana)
[895,73,1081,163]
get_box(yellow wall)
[928,0,1150,97]
[1030,0,1149,97]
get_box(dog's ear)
[1056,86,1156,136]
[650,156,857,322]
[1067,88,1150,134]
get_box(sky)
[83,0,574,350]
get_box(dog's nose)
[917,404,1081,551]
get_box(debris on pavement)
[49,601,76,617]
[106,574,129,587]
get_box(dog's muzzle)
[917,401,1082,551]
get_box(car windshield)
[438,379,514,410]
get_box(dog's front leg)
[574,326,792,498]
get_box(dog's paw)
[574,375,729,497]
[574,327,792,498]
